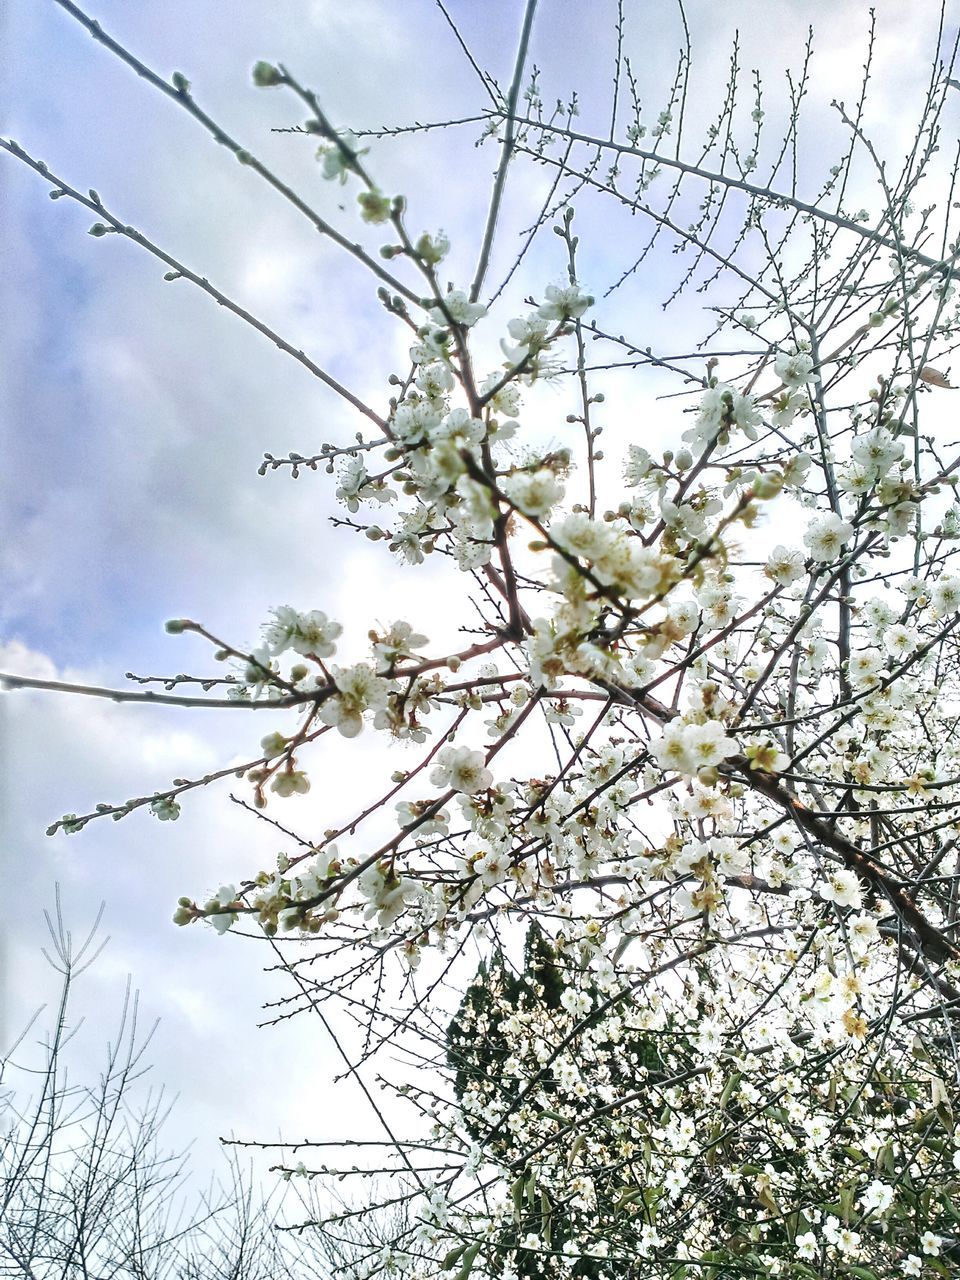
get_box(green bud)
[88,223,109,237]
[164,618,188,634]
[171,72,191,94]
[251,61,283,88]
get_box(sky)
[1,0,957,1214]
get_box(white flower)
[372,621,429,672]
[264,606,342,658]
[560,987,591,1018]
[920,1231,942,1256]
[648,719,736,777]
[765,545,806,586]
[206,885,238,935]
[505,312,552,352]
[849,913,880,953]
[430,288,487,328]
[414,230,449,266]
[392,397,443,444]
[851,426,904,477]
[771,389,807,428]
[820,868,863,909]
[315,131,365,183]
[430,746,493,795]
[822,1215,842,1245]
[775,349,818,388]
[848,647,883,686]
[903,1255,923,1277]
[260,731,286,759]
[335,456,393,512]
[836,1226,861,1256]
[271,769,310,797]
[803,512,855,561]
[696,1019,724,1055]
[536,282,594,320]
[357,189,391,224]
[551,511,609,560]
[649,721,695,774]
[150,795,181,821]
[439,406,485,447]
[884,624,917,657]
[859,1179,894,1215]
[319,663,390,737]
[796,1231,817,1260]
[409,325,451,367]
[933,576,960,613]
[473,849,510,887]
[686,720,737,769]
[502,468,565,518]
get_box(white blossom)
[430,746,492,795]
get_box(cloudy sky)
[1,0,955,1199]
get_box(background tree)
[445,924,960,1278]
[1,897,305,1278]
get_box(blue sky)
[2,0,955,1187]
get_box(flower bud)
[260,731,287,759]
[251,61,283,87]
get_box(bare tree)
[1,896,303,1278]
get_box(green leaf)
[511,1174,524,1223]
[455,1242,481,1280]
[441,1243,467,1271]
[719,1070,741,1110]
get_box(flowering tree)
[5,1,960,1276]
